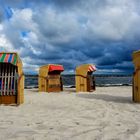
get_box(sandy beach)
[0,86,140,140]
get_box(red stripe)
[88,67,92,71]
[0,53,2,58]
[11,54,14,63]
[91,66,95,71]
[90,66,93,71]
[88,65,96,72]
[92,65,96,71]
[88,67,92,72]
[4,54,10,62]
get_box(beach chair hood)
[76,64,96,77]
[49,64,64,72]
[0,52,21,66]
[39,64,64,77]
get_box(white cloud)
[0,34,14,51]
[10,8,34,30]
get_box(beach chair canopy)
[49,64,64,72]
[0,52,21,66]
[76,64,96,76]
[39,64,64,77]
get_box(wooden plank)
[5,64,7,95]
[10,65,14,95]
[48,75,61,92]
[9,64,12,95]
[134,72,138,102]
[83,77,86,91]
[87,75,90,92]
[137,71,140,102]
[5,64,8,95]
[77,76,80,92]
[6,64,9,95]
[13,66,15,95]
[0,64,2,95]
[7,64,10,95]
[13,67,16,95]
[3,64,6,95]
[0,95,16,104]
[1,63,4,95]
[92,76,96,90]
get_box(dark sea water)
[25,74,132,88]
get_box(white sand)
[0,86,140,140]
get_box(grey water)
[25,74,132,88]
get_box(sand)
[0,86,140,140]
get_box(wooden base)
[0,96,17,105]
[133,72,140,103]
[48,85,62,92]
[87,86,96,92]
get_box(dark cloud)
[0,0,140,74]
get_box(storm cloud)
[0,0,140,74]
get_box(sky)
[0,0,140,74]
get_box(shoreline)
[24,84,132,89]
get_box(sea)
[25,74,132,89]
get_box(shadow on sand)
[76,94,132,104]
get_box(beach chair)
[0,52,24,105]
[75,64,96,92]
[132,50,140,102]
[39,64,64,92]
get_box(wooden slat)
[0,64,3,95]
[13,67,16,95]
[0,63,18,96]
[3,64,6,95]
[10,65,14,95]
[5,64,8,95]
[9,64,11,95]
[7,64,10,95]
[0,64,2,95]
[2,63,4,95]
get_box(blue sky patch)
[4,6,13,20]
[20,31,30,38]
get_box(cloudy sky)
[0,0,140,74]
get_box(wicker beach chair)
[39,64,64,92]
[75,64,96,92]
[0,52,24,105]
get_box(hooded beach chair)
[0,52,24,105]
[39,64,64,92]
[132,50,140,102]
[75,64,96,92]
